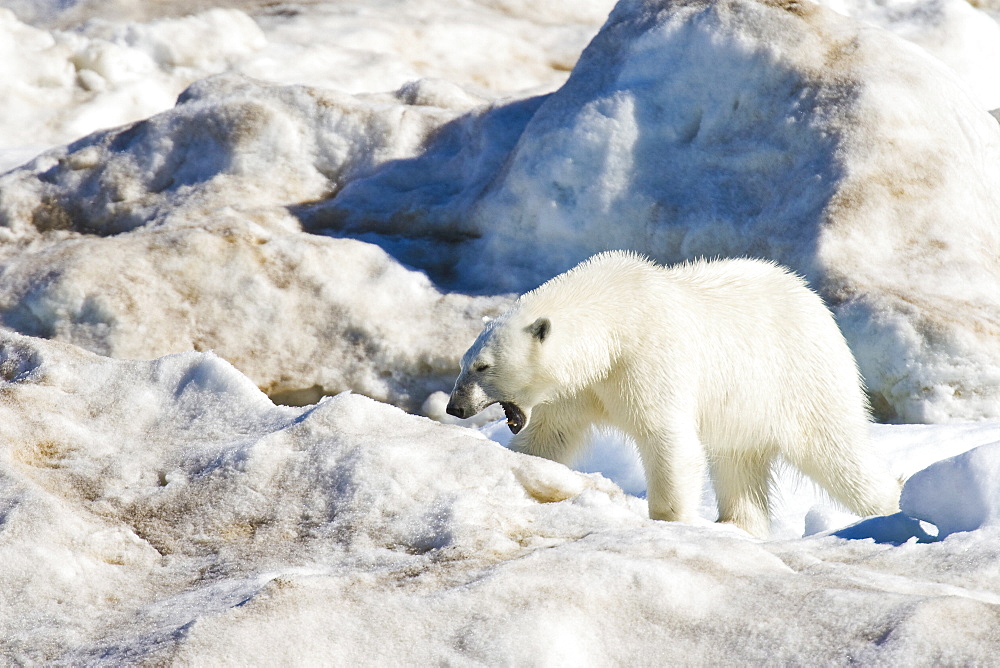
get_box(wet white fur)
[457,251,901,537]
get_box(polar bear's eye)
[473,362,491,373]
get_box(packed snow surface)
[2,0,1000,663]
[2,331,1000,664]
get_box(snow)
[0,7,268,168]
[901,442,1000,538]
[824,0,1000,110]
[1,0,1000,663]
[3,0,1000,421]
[3,330,1000,664]
[0,0,612,174]
[2,330,1000,663]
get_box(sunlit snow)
[1,0,1000,663]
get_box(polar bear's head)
[446,311,552,434]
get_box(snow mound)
[331,0,1000,421]
[0,7,267,168]
[0,330,637,662]
[0,0,614,172]
[0,75,511,410]
[465,0,1000,422]
[901,441,1000,538]
[1,221,506,409]
[819,0,1000,110]
[0,74,474,239]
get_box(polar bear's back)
[538,252,847,363]
[564,251,811,301]
[653,256,869,451]
[672,258,845,354]
[526,252,864,420]
[662,255,809,299]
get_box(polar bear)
[447,251,900,537]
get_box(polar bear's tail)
[786,432,902,518]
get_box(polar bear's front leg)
[636,425,706,525]
[508,395,597,466]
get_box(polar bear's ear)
[526,317,550,342]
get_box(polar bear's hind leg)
[710,448,775,538]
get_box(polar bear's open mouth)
[500,402,526,434]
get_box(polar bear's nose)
[446,399,469,419]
